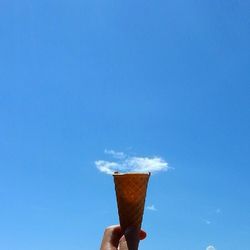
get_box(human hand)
[100,225,147,250]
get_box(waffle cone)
[113,172,150,250]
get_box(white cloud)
[206,245,216,250]
[95,160,120,175]
[146,204,157,211]
[204,219,211,225]
[126,157,168,172]
[95,150,169,174]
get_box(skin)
[100,225,147,250]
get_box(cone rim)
[113,172,151,176]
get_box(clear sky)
[0,0,250,249]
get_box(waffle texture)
[113,172,150,232]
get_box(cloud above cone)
[95,149,169,174]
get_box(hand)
[100,225,147,250]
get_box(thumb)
[118,236,128,250]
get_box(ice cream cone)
[113,172,150,250]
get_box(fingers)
[139,230,147,240]
[120,227,147,250]
[100,225,123,250]
[100,225,147,250]
[118,234,147,250]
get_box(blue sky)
[0,0,250,249]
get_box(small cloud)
[204,219,211,225]
[216,208,221,214]
[104,149,126,159]
[146,204,157,211]
[95,149,169,174]
[206,245,216,250]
